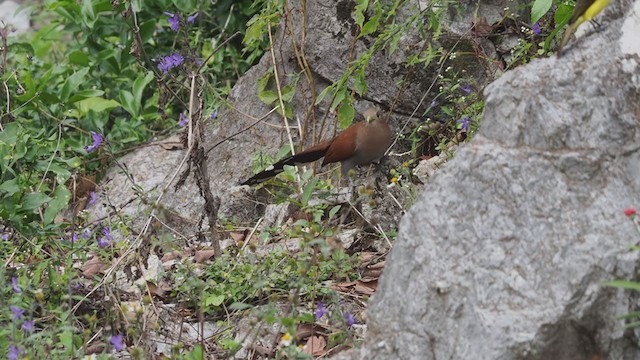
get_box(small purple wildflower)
[178,113,189,127]
[460,83,472,95]
[210,110,218,120]
[88,191,98,206]
[343,312,356,326]
[11,306,25,321]
[158,58,172,73]
[97,237,110,248]
[2,233,9,240]
[314,303,328,321]
[110,334,125,351]
[11,277,21,293]
[22,320,35,333]
[158,53,185,74]
[102,227,113,241]
[70,232,78,243]
[82,227,93,239]
[533,21,541,35]
[457,116,470,132]
[8,345,22,360]
[164,12,180,31]
[169,53,184,67]
[187,12,199,24]
[430,100,436,108]
[85,131,103,153]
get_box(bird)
[241,107,392,186]
[557,0,611,57]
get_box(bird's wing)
[321,122,362,166]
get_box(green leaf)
[22,192,51,211]
[43,185,71,225]
[228,302,252,310]
[531,0,552,24]
[554,3,573,25]
[74,97,120,114]
[337,101,355,129]
[604,280,640,291]
[61,68,90,101]
[205,294,225,307]
[0,179,20,196]
[301,177,319,206]
[186,345,204,360]
[354,0,369,28]
[68,89,105,103]
[360,3,381,38]
[59,330,74,352]
[133,72,154,110]
[329,205,342,219]
[68,50,90,66]
[119,90,137,118]
[315,84,335,105]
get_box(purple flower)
[85,131,103,153]
[457,116,470,132]
[103,227,113,241]
[2,233,9,240]
[88,191,98,206]
[430,100,436,108]
[22,320,35,333]
[460,83,472,95]
[343,312,356,326]
[158,58,172,73]
[97,237,109,248]
[110,334,125,351]
[164,12,180,32]
[187,12,199,24]
[210,110,218,121]
[533,21,541,35]
[11,277,21,293]
[169,53,184,67]
[157,53,185,74]
[8,345,22,360]
[70,232,78,243]
[178,113,189,127]
[314,303,328,321]
[11,306,25,321]
[82,227,93,239]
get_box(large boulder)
[335,0,640,359]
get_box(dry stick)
[267,22,303,188]
[284,1,316,146]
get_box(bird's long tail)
[241,141,331,186]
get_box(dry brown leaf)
[161,251,182,263]
[362,269,383,278]
[194,249,216,263]
[296,323,330,339]
[229,230,247,244]
[359,252,378,263]
[367,260,385,270]
[157,141,184,150]
[302,335,326,356]
[82,257,106,278]
[331,281,356,292]
[354,278,378,295]
[251,344,273,357]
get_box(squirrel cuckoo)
[241,108,392,186]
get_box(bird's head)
[363,108,379,123]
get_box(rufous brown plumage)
[241,108,392,186]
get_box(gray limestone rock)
[334,0,640,359]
